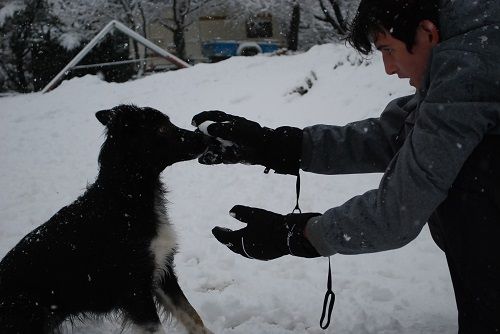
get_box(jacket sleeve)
[301,95,415,174]
[305,47,500,256]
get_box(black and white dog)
[0,105,212,334]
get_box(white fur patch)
[155,289,213,334]
[150,194,177,283]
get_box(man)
[192,0,500,332]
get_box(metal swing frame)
[42,20,191,93]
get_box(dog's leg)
[123,295,165,334]
[155,275,212,334]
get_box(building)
[141,7,288,70]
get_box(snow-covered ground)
[0,44,457,333]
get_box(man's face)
[374,21,439,89]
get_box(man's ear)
[418,20,440,46]
[95,109,116,126]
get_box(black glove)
[192,110,303,175]
[212,205,321,260]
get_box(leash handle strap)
[320,257,335,329]
[292,173,301,213]
[291,173,335,330]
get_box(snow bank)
[0,44,457,333]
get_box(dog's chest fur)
[150,191,177,281]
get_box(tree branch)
[316,0,346,35]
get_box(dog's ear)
[96,109,116,126]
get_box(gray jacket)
[303,0,500,256]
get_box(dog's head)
[96,105,209,174]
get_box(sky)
[0,44,458,333]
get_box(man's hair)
[347,0,440,55]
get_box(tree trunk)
[137,2,147,76]
[132,40,144,77]
[287,2,300,51]
[173,28,186,61]
[14,51,28,92]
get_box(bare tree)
[314,0,347,36]
[287,0,300,51]
[115,0,147,74]
[159,0,214,62]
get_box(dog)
[0,105,212,334]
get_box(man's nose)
[383,57,397,75]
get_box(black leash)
[292,173,302,213]
[292,172,335,330]
[320,257,335,329]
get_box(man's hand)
[192,110,303,175]
[212,205,321,260]
[191,110,267,165]
[193,110,268,148]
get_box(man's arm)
[305,48,500,256]
[192,95,415,176]
[301,95,416,175]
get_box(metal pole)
[71,58,150,69]
[112,20,191,69]
[41,21,116,93]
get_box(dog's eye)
[158,126,169,134]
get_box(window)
[246,15,273,38]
